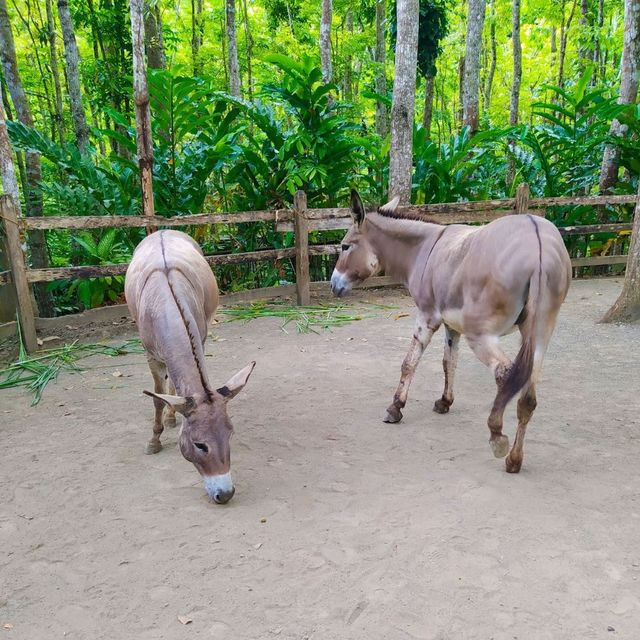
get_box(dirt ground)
[1,278,640,640]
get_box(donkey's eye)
[341,244,350,251]
[194,442,209,454]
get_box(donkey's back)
[125,230,218,348]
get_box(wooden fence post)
[293,190,310,305]
[0,195,38,353]
[514,182,530,214]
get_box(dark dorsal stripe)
[159,231,214,402]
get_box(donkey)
[331,191,571,473]
[125,230,255,503]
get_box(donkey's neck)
[365,213,443,285]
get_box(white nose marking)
[203,472,233,497]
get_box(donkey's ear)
[378,196,400,215]
[217,361,256,402]
[350,189,366,225]
[143,391,196,416]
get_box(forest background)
[0,0,638,317]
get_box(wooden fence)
[0,184,636,353]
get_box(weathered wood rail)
[0,185,635,352]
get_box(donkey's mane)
[375,202,438,224]
[159,232,214,402]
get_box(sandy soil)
[1,278,640,640]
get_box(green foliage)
[521,68,626,200]
[390,0,449,79]
[413,125,512,203]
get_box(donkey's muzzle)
[212,486,235,504]
[203,472,235,504]
[330,271,349,297]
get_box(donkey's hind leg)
[384,312,438,423]
[465,334,512,458]
[146,356,167,454]
[505,384,537,473]
[434,326,460,414]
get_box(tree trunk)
[343,7,353,100]
[462,0,486,133]
[599,0,640,194]
[601,186,640,322]
[57,0,90,153]
[191,0,203,75]
[130,0,155,224]
[388,0,419,203]
[509,0,522,126]
[320,0,332,83]
[422,74,435,135]
[45,0,65,146]
[145,1,166,70]
[226,0,241,96]
[0,0,54,316]
[374,0,388,137]
[558,0,578,88]
[484,0,496,111]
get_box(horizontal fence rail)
[1,185,636,353]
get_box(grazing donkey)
[331,191,571,473]
[125,230,255,503]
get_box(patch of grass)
[0,324,144,405]
[220,301,395,334]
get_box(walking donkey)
[331,191,571,472]
[125,230,255,503]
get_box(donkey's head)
[331,190,398,296]
[144,361,255,504]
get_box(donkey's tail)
[493,219,543,413]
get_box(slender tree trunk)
[601,183,640,322]
[389,0,419,203]
[57,0,89,153]
[129,0,155,223]
[510,0,522,126]
[559,0,578,88]
[220,14,229,88]
[241,0,253,99]
[462,0,486,133]
[579,0,593,71]
[145,1,166,70]
[191,0,204,75]
[344,7,353,100]
[45,0,65,145]
[0,0,54,316]
[226,0,241,96]
[484,0,496,111]
[320,0,332,83]
[599,0,640,194]
[422,74,435,135]
[1,80,26,189]
[374,0,388,136]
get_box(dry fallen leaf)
[394,313,409,320]
[177,615,192,625]
[3,623,14,630]
[260,517,267,523]
[253,543,263,550]
[112,370,123,378]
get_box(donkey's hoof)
[505,455,522,474]
[383,406,403,423]
[164,415,177,428]
[490,435,509,458]
[145,441,162,455]
[433,398,451,414]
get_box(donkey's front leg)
[384,313,438,423]
[434,326,460,414]
[146,356,167,455]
